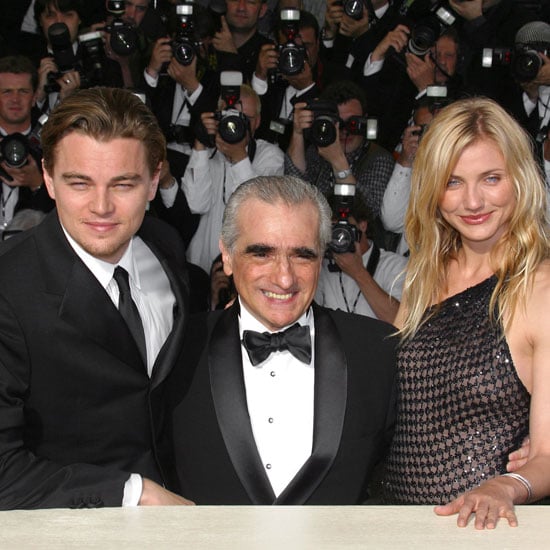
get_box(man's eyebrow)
[60,173,143,182]
[244,244,275,255]
[292,247,319,259]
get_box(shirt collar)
[61,225,141,290]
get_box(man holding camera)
[285,80,394,222]
[0,55,54,234]
[33,0,123,115]
[158,78,284,273]
[162,174,397,504]
[315,192,406,324]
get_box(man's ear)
[219,239,234,276]
[357,219,368,235]
[259,1,268,20]
[148,162,162,200]
[42,160,56,200]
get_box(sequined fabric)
[383,276,530,504]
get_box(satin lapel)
[275,304,348,505]
[209,304,276,504]
[150,251,188,390]
[59,257,144,372]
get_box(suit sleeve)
[0,293,130,510]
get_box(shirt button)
[266,463,272,470]
[270,371,276,377]
[268,417,274,424]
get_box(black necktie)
[113,266,147,365]
[242,323,312,366]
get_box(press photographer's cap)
[515,21,550,46]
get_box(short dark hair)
[0,55,38,91]
[41,87,166,176]
[34,0,84,26]
[320,80,367,114]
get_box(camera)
[304,100,340,147]
[343,0,365,21]
[103,0,139,56]
[0,134,30,169]
[79,31,107,85]
[482,45,549,82]
[277,9,307,76]
[214,71,248,144]
[326,183,361,271]
[172,3,201,66]
[44,22,79,92]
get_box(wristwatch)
[334,168,352,180]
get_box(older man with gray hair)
[161,174,397,505]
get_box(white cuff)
[122,473,143,506]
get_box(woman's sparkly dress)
[383,277,530,504]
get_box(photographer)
[144,3,220,179]
[0,55,54,234]
[33,0,123,115]
[214,0,272,82]
[252,10,326,149]
[494,22,550,164]
[285,79,394,222]
[361,25,462,150]
[159,81,284,272]
[380,97,439,255]
[315,193,406,323]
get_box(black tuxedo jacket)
[0,211,188,509]
[161,302,397,505]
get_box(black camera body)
[326,183,361,271]
[278,9,306,76]
[172,3,201,66]
[214,71,248,144]
[304,99,340,147]
[103,0,139,56]
[482,44,549,82]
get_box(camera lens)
[218,112,247,144]
[344,0,364,20]
[330,224,355,254]
[173,40,195,65]
[278,44,305,75]
[512,50,541,82]
[110,25,139,56]
[409,21,439,57]
[1,134,29,168]
[311,116,337,147]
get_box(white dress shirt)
[239,300,315,497]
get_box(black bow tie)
[242,323,312,366]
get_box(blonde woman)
[382,97,550,529]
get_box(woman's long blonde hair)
[399,97,550,339]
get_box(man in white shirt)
[164,175,397,505]
[160,83,284,273]
[316,194,407,324]
[0,55,54,235]
[0,87,191,509]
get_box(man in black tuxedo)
[163,175,397,504]
[0,87,192,509]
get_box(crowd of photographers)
[0,0,549,321]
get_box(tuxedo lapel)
[209,304,276,504]
[275,304,348,505]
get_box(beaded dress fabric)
[383,276,530,504]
